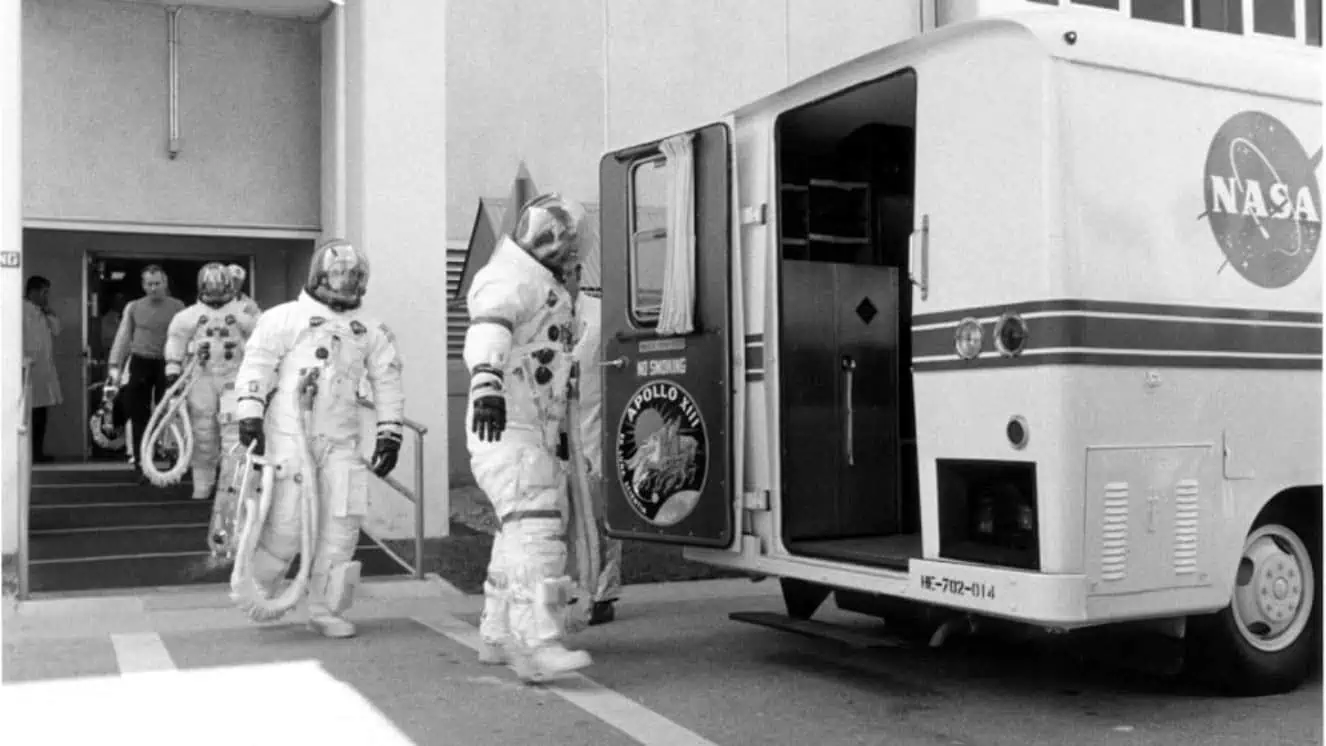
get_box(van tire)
[1185,515,1320,696]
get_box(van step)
[728,611,914,650]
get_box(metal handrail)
[17,360,32,600]
[357,396,428,580]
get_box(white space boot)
[308,613,356,639]
[517,643,593,683]
[191,467,216,501]
[478,640,508,665]
[307,561,360,639]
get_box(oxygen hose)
[140,356,201,488]
[566,388,603,633]
[88,381,125,451]
[228,373,322,623]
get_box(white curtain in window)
[657,132,696,336]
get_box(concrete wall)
[3,0,23,557]
[22,0,322,230]
[332,0,450,539]
[20,229,312,462]
[445,0,924,243]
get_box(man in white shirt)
[23,275,63,463]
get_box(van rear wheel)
[1187,518,1319,696]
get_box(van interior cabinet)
[780,260,903,542]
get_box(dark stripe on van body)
[911,313,1322,361]
[739,301,1322,374]
[910,299,1323,327]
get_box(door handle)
[909,213,930,301]
[842,355,856,467]
[599,356,629,369]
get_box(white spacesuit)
[570,288,622,625]
[233,239,405,639]
[466,193,593,681]
[163,263,263,501]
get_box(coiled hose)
[140,357,201,488]
[228,372,322,623]
[88,381,126,452]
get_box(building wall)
[22,0,322,230]
[444,0,923,243]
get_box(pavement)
[2,576,1321,746]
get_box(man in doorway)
[105,265,186,471]
[23,276,63,463]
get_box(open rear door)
[598,122,733,548]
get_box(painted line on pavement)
[110,633,177,674]
[413,613,722,746]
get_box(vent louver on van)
[1173,479,1200,575]
[1100,481,1130,582]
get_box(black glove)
[471,395,506,443]
[469,367,507,443]
[238,417,265,455]
[164,373,180,390]
[370,431,402,478]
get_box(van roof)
[729,9,1321,122]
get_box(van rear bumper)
[907,559,1087,626]
[688,544,1090,627]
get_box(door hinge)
[740,204,767,226]
[742,489,770,511]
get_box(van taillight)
[994,312,1028,357]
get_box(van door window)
[629,157,668,327]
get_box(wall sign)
[1202,110,1322,289]
[0,251,20,268]
[615,380,708,527]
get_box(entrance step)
[27,530,406,593]
[24,465,409,593]
[30,500,213,531]
[30,481,197,505]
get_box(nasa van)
[591,10,1322,695]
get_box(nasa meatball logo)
[616,380,708,527]
[1202,111,1322,289]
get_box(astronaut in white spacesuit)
[162,263,263,501]
[233,238,405,638]
[466,193,594,680]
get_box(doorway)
[20,228,315,464]
[774,69,921,570]
[85,254,256,462]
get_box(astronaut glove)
[238,417,265,456]
[469,367,507,443]
[370,431,402,478]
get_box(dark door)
[780,262,901,541]
[598,122,734,547]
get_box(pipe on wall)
[167,6,182,160]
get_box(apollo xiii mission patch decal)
[616,380,708,528]
[1202,110,1322,289]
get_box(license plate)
[914,572,1000,603]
